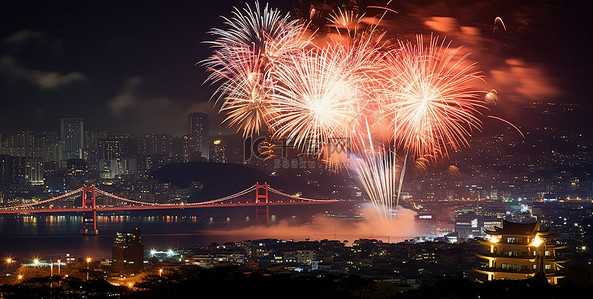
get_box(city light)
[0,0,588,296]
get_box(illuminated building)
[25,159,44,185]
[475,220,567,285]
[210,139,226,163]
[60,118,84,160]
[112,228,144,274]
[0,155,23,186]
[188,112,209,160]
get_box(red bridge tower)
[255,182,270,224]
[80,185,99,235]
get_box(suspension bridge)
[0,183,338,234]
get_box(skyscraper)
[188,112,209,160]
[60,118,84,160]
[112,228,144,274]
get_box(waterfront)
[0,204,431,261]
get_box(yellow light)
[33,259,39,265]
[489,236,500,243]
[6,257,13,264]
[530,235,543,247]
[86,257,91,263]
[213,140,221,145]
[128,282,133,288]
[18,275,23,280]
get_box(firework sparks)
[485,89,499,105]
[202,1,309,136]
[266,46,363,155]
[380,35,486,160]
[327,8,364,35]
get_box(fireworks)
[327,8,364,36]
[380,35,485,160]
[266,46,363,154]
[201,1,308,136]
[203,2,499,219]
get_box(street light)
[56,259,61,275]
[86,257,91,281]
[33,258,39,266]
[159,268,163,277]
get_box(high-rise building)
[188,112,209,160]
[210,139,226,163]
[112,228,144,274]
[0,155,24,186]
[98,137,122,160]
[475,220,567,285]
[37,131,60,162]
[1,131,36,158]
[60,118,84,160]
[25,159,44,185]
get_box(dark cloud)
[107,76,223,136]
[0,54,87,89]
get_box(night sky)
[0,0,591,136]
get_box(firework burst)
[202,1,309,136]
[266,46,363,155]
[380,35,486,160]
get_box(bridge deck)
[0,200,337,214]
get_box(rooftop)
[485,220,548,235]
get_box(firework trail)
[494,17,507,31]
[350,122,400,219]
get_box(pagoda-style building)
[475,220,567,285]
